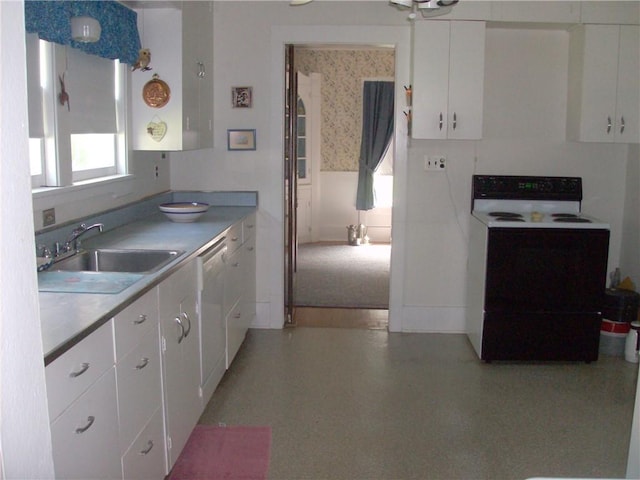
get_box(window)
[26,35,127,189]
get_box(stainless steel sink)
[53,248,183,274]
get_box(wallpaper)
[295,49,395,172]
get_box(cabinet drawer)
[243,213,256,241]
[51,368,121,480]
[46,320,115,421]
[225,222,242,255]
[117,327,163,453]
[114,289,158,361]
[122,408,166,480]
[224,247,243,315]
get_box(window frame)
[29,38,128,189]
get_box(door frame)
[271,26,411,332]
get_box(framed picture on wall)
[227,129,256,151]
[231,86,252,108]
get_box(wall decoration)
[143,74,171,108]
[131,48,152,72]
[147,116,167,142]
[227,129,256,151]
[58,73,70,111]
[231,86,253,108]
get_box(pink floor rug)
[168,425,271,480]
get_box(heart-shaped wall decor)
[147,121,167,142]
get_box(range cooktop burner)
[495,217,525,222]
[554,217,592,223]
[552,213,579,218]
[488,212,523,218]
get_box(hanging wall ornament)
[147,115,167,142]
[58,73,70,111]
[143,74,171,108]
[131,48,152,72]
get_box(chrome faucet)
[63,223,104,252]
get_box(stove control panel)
[472,175,582,201]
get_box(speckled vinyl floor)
[199,325,638,480]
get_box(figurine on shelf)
[131,48,152,72]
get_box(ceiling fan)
[289,0,459,18]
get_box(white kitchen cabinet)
[131,3,213,151]
[159,259,202,472]
[567,24,639,143]
[412,21,486,140]
[50,368,121,480]
[113,289,163,480]
[46,320,121,479]
[224,215,257,367]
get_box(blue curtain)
[355,81,395,211]
[24,0,141,65]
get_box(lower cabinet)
[50,368,121,480]
[159,259,203,472]
[46,320,121,480]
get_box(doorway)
[284,45,395,328]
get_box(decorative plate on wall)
[142,74,171,108]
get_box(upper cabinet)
[567,25,639,143]
[412,21,486,140]
[131,3,213,151]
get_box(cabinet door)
[412,21,485,140]
[412,21,450,139]
[568,25,619,142]
[615,26,640,143]
[51,369,121,480]
[159,262,202,471]
[121,408,165,480]
[447,21,485,140]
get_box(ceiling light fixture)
[70,15,101,43]
[389,0,459,18]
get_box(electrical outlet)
[43,208,56,227]
[425,155,446,171]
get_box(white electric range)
[466,175,611,362]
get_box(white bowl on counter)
[159,202,209,223]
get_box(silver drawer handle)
[139,440,154,456]
[134,314,147,325]
[181,312,192,338]
[452,112,457,130]
[247,246,254,252]
[234,312,241,319]
[233,262,240,268]
[231,236,239,242]
[69,362,90,378]
[135,357,149,370]
[620,116,625,134]
[75,416,95,434]
[607,116,612,134]
[246,224,254,229]
[175,316,185,344]
[439,112,443,131]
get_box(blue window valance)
[25,0,141,66]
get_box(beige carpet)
[294,242,390,308]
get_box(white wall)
[316,171,391,243]
[171,2,633,333]
[1,1,55,478]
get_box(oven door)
[482,227,610,361]
[485,228,610,313]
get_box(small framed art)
[231,86,252,108]
[227,129,256,151]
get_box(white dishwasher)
[197,240,227,408]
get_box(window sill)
[32,174,134,200]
